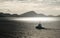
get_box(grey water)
[0,17,60,31]
[0,17,60,38]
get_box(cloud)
[0,0,60,15]
[0,0,60,5]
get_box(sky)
[0,0,60,16]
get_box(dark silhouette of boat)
[36,24,45,29]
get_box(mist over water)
[0,17,59,23]
[11,17,60,22]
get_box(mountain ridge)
[20,11,47,17]
[0,11,60,17]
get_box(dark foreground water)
[0,17,60,38]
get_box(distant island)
[0,11,60,17]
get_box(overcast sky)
[0,0,60,15]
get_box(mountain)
[20,11,46,17]
[0,12,19,17]
[56,15,60,17]
[48,15,55,17]
[0,11,58,17]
